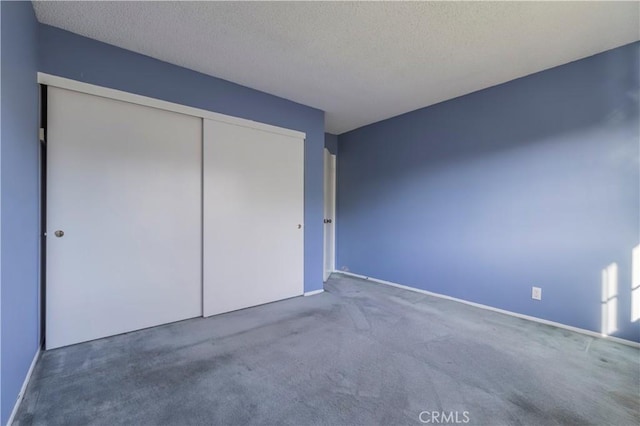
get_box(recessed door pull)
[54,230,65,238]
[324,219,332,224]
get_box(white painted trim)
[304,289,324,297]
[6,349,41,426]
[329,153,336,273]
[322,149,337,283]
[37,73,306,140]
[337,271,640,348]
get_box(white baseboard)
[337,271,640,348]
[6,348,41,426]
[304,289,324,297]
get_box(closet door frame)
[38,73,306,347]
[38,73,305,140]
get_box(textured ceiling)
[33,1,640,134]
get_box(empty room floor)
[14,274,639,425]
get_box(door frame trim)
[323,148,336,282]
[37,73,306,140]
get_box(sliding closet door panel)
[46,87,202,349]
[203,119,304,317]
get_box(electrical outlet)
[532,286,542,300]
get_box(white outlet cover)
[532,287,542,300]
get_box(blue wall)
[338,42,640,342]
[0,2,40,424]
[38,24,325,295]
[325,133,338,155]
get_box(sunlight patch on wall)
[631,245,640,322]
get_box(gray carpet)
[14,274,640,425]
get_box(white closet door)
[46,87,202,349]
[203,119,304,317]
